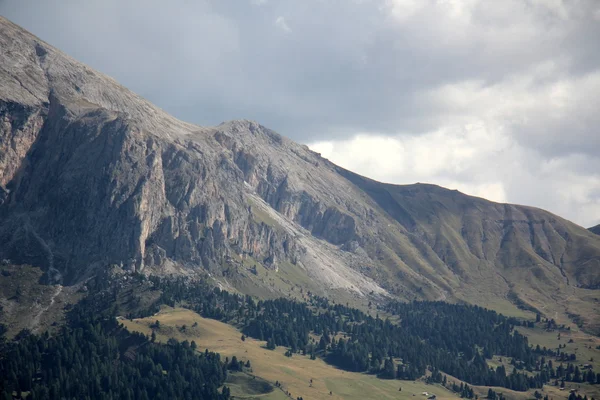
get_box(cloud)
[310,124,512,199]
[1,0,599,226]
[275,16,292,33]
[422,66,600,157]
[310,128,600,227]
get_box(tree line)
[145,275,591,392]
[2,271,595,398]
[0,275,232,400]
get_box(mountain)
[590,224,600,235]
[1,16,599,331]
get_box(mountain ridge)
[1,16,599,332]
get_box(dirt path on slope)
[30,285,62,332]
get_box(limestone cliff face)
[0,17,379,298]
[1,16,599,330]
[0,100,303,284]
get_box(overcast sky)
[1,0,600,227]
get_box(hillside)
[122,306,600,400]
[0,16,599,332]
[122,307,461,400]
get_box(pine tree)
[380,357,396,379]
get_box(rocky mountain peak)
[1,16,599,331]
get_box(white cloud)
[275,16,292,33]
[423,65,600,158]
[385,0,425,22]
[310,59,600,227]
[311,128,600,227]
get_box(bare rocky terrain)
[1,16,599,332]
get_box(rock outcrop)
[1,16,599,331]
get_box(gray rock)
[1,16,599,330]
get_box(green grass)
[516,325,600,372]
[471,294,536,320]
[234,255,330,304]
[226,372,282,399]
[276,260,313,289]
[486,356,516,375]
[247,198,281,230]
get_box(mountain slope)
[589,224,600,235]
[1,16,599,331]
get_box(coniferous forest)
[0,275,231,400]
[1,272,598,399]
[144,275,598,392]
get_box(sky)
[1,0,600,227]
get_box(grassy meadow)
[120,306,600,400]
[121,307,459,400]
